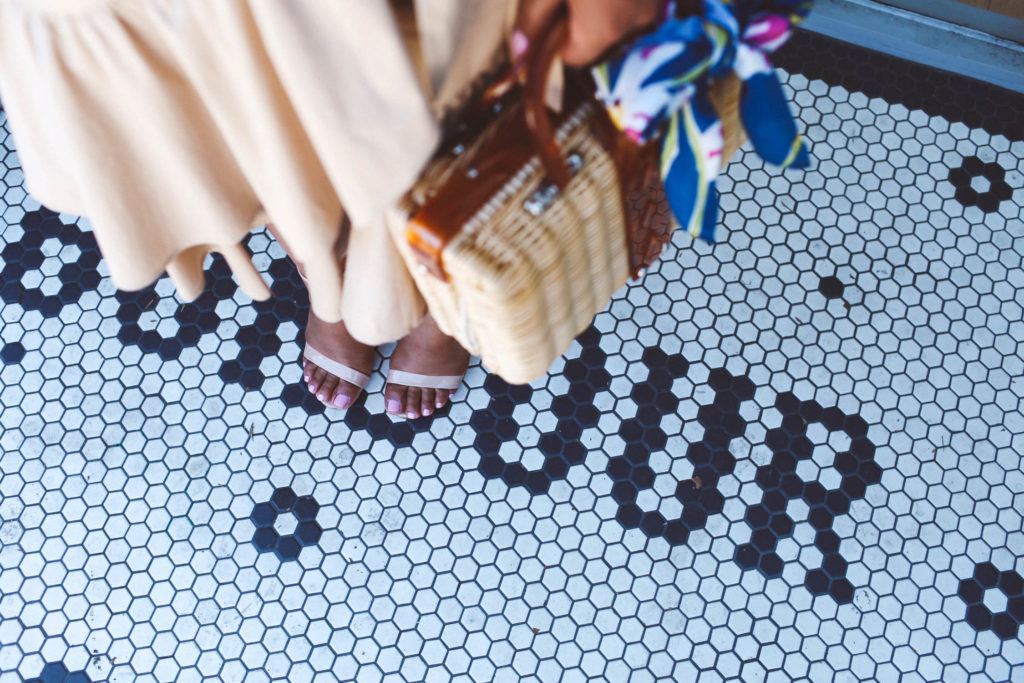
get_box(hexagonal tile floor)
[2,32,1023,683]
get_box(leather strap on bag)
[523,5,572,189]
[406,5,581,280]
[499,3,679,279]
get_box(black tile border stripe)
[776,31,1024,142]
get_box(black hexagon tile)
[1,30,1023,683]
[22,662,91,683]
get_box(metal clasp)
[524,152,585,216]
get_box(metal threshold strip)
[804,0,1024,94]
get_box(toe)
[384,383,405,415]
[301,358,311,383]
[420,389,436,417]
[318,373,340,405]
[405,387,423,419]
[331,380,360,410]
[434,389,451,409]
[308,366,327,395]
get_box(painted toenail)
[423,408,433,416]
[317,392,326,401]
[386,399,401,414]
[436,401,445,408]
[407,410,418,419]
[334,395,351,409]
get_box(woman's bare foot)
[303,313,376,409]
[385,315,470,419]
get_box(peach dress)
[0,0,514,344]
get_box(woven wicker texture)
[398,75,743,384]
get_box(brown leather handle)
[405,4,578,282]
[523,4,573,190]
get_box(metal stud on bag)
[524,152,584,216]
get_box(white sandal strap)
[387,369,463,391]
[303,344,371,389]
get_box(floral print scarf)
[593,0,814,242]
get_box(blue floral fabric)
[593,0,814,242]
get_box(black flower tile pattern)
[2,34,1024,683]
[959,562,1024,641]
[251,487,323,562]
[949,156,1014,213]
[0,208,101,318]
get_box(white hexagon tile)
[1,32,1023,683]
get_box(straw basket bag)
[396,9,743,384]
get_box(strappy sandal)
[385,368,463,417]
[290,245,373,408]
[386,369,463,393]
[302,344,372,407]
